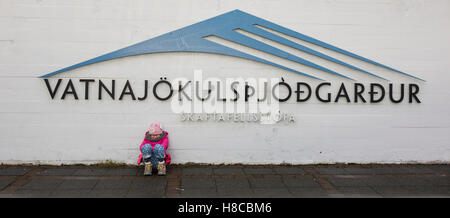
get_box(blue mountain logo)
[40,9,423,81]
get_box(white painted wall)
[0,0,449,164]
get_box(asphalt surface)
[0,164,448,198]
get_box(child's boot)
[157,160,166,175]
[144,162,153,176]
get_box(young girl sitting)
[137,122,171,175]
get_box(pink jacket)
[137,131,171,165]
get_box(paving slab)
[103,168,139,176]
[326,177,368,187]
[217,188,253,198]
[0,167,32,176]
[0,178,16,191]
[19,178,64,190]
[403,166,436,174]
[337,187,382,198]
[343,167,380,175]
[315,167,349,175]
[126,189,165,198]
[252,188,293,198]
[404,186,450,197]
[392,176,436,186]
[288,187,329,198]
[57,179,98,190]
[273,167,306,175]
[422,165,450,174]
[12,190,52,198]
[37,168,78,176]
[180,188,218,198]
[282,177,321,188]
[50,189,91,198]
[370,186,414,197]
[183,167,213,176]
[72,168,110,176]
[88,189,129,198]
[213,167,244,175]
[361,177,403,187]
[215,178,250,189]
[363,166,412,175]
[93,179,133,190]
[181,178,215,189]
[130,178,167,190]
[424,176,450,186]
[249,177,285,188]
[243,168,276,175]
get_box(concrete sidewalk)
[0,164,448,198]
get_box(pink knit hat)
[148,122,163,135]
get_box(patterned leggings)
[141,143,165,168]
